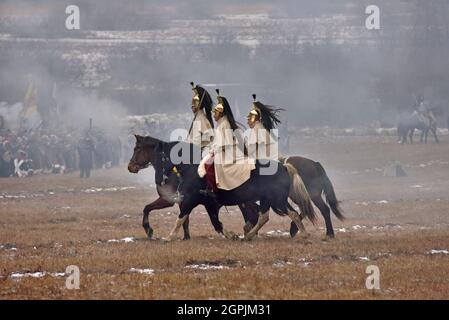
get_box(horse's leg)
[142,197,173,239]
[287,207,310,239]
[409,128,414,144]
[239,202,259,236]
[168,199,196,241]
[203,201,224,235]
[291,193,335,239]
[244,200,270,241]
[432,126,439,143]
[313,195,334,239]
[289,185,320,237]
[244,210,269,241]
[423,128,428,144]
[182,215,190,240]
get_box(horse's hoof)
[300,232,311,239]
[182,236,191,241]
[223,230,239,240]
[146,228,154,239]
[290,228,299,238]
[166,234,178,242]
[321,235,335,242]
[243,234,254,241]
[298,238,312,245]
[243,223,253,235]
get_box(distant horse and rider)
[397,95,439,144]
[128,83,344,241]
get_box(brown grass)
[1,135,449,299]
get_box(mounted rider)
[414,95,437,126]
[198,89,255,195]
[246,94,283,162]
[186,82,214,156]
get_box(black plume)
[195,86,214,128]
[253,101,284,131]
[190,81,194,88]
[216,89,220,95]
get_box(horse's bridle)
[129,156,150,171]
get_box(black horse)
[128,135,316,241]
[398,112,439,144]
[128,135,259,240]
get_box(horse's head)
[128,135,162,173]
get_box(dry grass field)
[1,135,449,299]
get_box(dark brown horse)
[284,156,344,238]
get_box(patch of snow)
[10,271,65,279]
[120,186,136,191]
[376,200,389,204]
[410,184,423,188]
[4,195,26,199]
[358,257,370,261]
[107,237,135,243]
[302,262,311,267]
[185,264,229,270]
[129,268,154,275]
[428,249,449,255]
[266,230,290,237]
[337,228,347,233]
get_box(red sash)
[204,154,218,192]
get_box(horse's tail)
[315,162,345,221]
[283,163,317,224]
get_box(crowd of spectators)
[0,127,122,178]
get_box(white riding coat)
[198,116,255,191]
[185,109,213,155]
[247,121,279,161]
